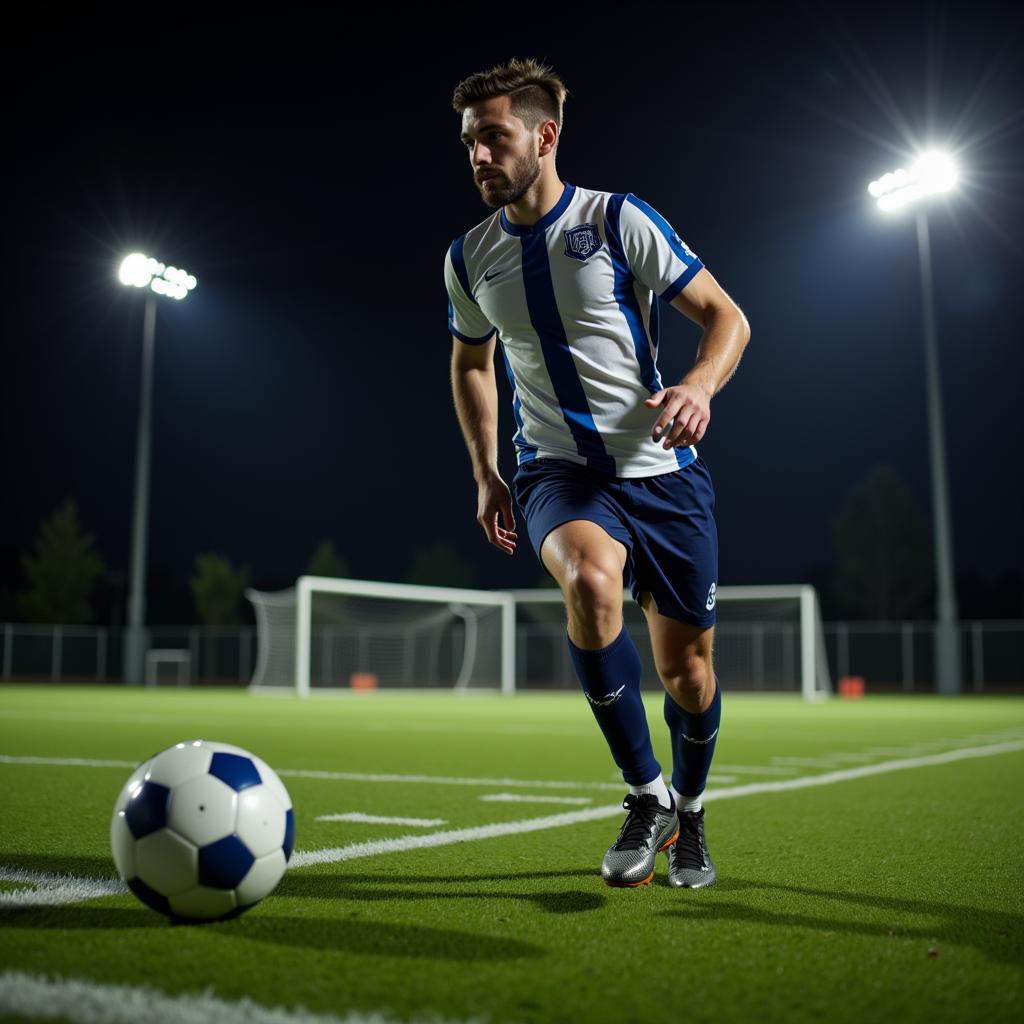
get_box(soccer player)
[444,58,750,888]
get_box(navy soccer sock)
[566,624,661,786]
[663,674,721,799]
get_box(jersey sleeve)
[617,193,704,302]
[444,238,495,344]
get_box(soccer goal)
[247,578,830,700]
[245,577,515,696]
[510,584,832,701]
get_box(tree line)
[6,466,986,625]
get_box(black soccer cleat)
[601,792,679,887]
[667,807,716,888]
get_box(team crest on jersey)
[563,223,604,262]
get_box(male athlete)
[444,58,750,888]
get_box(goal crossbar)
[294,575,516,697]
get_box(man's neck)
[503,172,565,227]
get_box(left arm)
[644,267,751,449]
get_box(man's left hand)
[644,384,712,449]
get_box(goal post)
[246,576,515,697]
[716,584,832,701]
[509,583,832,700]
[247,578,830,700]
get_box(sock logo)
[706,582,717,611]
[681,727,719,745]
[585,684,626,707]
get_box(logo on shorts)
[586,684,626,707]
[563,223,604,262]
[706,582,717,611]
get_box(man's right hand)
[476,471,517,556]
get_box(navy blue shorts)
[512,456,719,628]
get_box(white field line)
[478,793,592,805]
[279,768,628,790]
[0,970,482,1024]
[289,740,1024,868]
[0,710,596,738]
[314,813,447,827]
[0,868,126,906]
[0,756,625,791]
[3,740,1023,903]
[0,755,137,769]
[289,806,626,868]
[712,764,797,775]
[770,757,844,767]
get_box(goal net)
[247,579,830,700]
[510,584,832,700]
[245,577,514,696]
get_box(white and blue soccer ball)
[110,740,295,921]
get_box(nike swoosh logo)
[484,266,508,281]
[586,684,626,707]
[680,727,719,745]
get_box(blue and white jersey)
[444,181,705,478]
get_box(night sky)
[3,3,1022,623]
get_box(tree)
[190,554,250,626]
[832,466,933,619]
[18,499,106,623]
[306,539,351,578]
[406,543,476,588]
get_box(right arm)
[450,332,518,556]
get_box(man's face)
[460,95,542,209]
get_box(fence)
[0,625,257,686]
[2,619,1022,691]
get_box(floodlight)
[868,151,958,212]
[118,252,197,299]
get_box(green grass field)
[1,684,1023,1024]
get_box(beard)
[478,149,542,208]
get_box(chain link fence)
[2,619,1021,691]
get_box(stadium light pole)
[118,254,197,685]
[868,152,961,694]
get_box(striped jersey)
[444,180,705,478]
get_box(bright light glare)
[868,151,958,212]
[118,251,197,299]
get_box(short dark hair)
[451,57,568,145]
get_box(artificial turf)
[1,685,1022,1024]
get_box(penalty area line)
[2,740,1022,902]
[291,739,1024,868]
[0,970,483,1024]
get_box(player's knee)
[564,558,622,627]
[660,649,713,702]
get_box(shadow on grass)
[655,877,1024,966]
[276,868,607,914]
[0,903,545,959]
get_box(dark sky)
[2,3,1022,621]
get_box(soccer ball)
[110,739,295,921]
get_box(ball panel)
[198,740,253,757]
[198,834,255,889]
[127,876,174,917]
[250,753,293,811]
[110,811,136,880]
[168,884,237,921]
[112,759,154,815]
[235,785,286,858]
[123,780,171,839]
[209,752,262,792]
[167,774,237,846]
[135,828,198,897]
[235,848,286,908]
[145,742,213,787]
[283,807,295,861]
